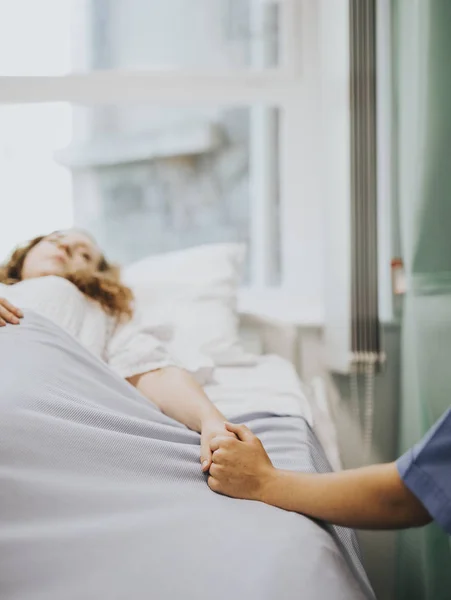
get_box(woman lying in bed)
[0,229,233,471]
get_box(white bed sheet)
[205,354,312,424]
[205,354,342,471]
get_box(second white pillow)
[122,243,246,362]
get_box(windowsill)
[237,287,324,328]
[237,287,400,329]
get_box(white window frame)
[0,0,324,317]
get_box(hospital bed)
[0,244,374,600]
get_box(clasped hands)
[200,419,275,502]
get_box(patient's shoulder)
[5,275,85,305]
[15,275,78,292]
[37,275,79,292]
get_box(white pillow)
[122,243,246,362]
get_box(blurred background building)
[57,0,280,280]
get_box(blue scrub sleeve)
[397,408,451,535]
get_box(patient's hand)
[207,422,275,501]
[0,298,23,327]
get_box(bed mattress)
[205,353,312,421]
[0,311,374,600]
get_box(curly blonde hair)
[0,235,134,320]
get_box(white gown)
[0,276,179,379]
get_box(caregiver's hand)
[200,418,236,473]
[0,297,23,327]
[208,422,275,500]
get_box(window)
[68,103,281,282]
[0,0,316,298]
[0,0,279,75]
[0,103,73,260]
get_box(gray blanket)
[0,311,375,600]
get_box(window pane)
[0,102,281,285]
[0,0,279,75]
[0,104,73,261]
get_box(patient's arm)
[209,423,431,530]
[128,367,233,472]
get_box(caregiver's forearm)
[128,367,223,432]
[261,463,432,530]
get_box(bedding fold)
[0,311,374,600]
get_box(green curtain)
[393,0,451,598]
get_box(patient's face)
[21,231,103,280]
